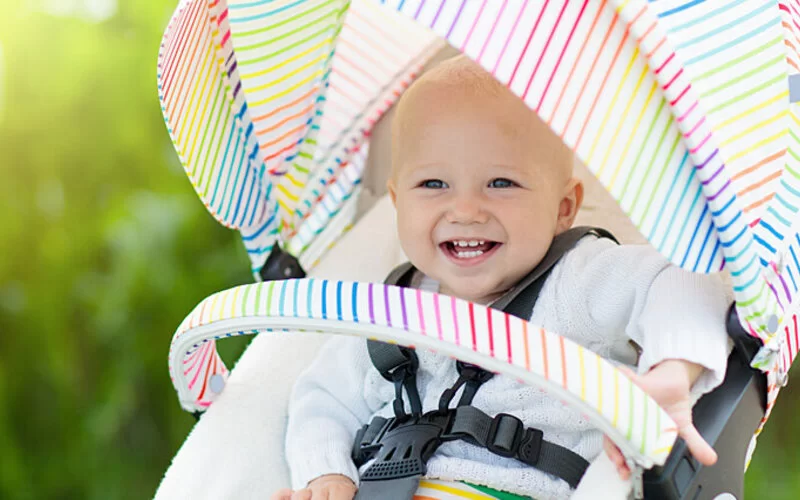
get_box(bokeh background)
[0,1,797,499]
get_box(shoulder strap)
[367,261,418,380]
[382,261,415,288]
[491,226,618,319]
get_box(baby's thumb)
[616,364,643,387]
[681,423,717,467]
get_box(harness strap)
[357,226,617,495]
[369,335,423,418]
[449,406,589,489]
[490,227,617,318]
[352,405,589,499]
[355,478,420,500]
[438,361,495,412]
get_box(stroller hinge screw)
[209,374,226,394]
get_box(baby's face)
[390,87,575,304]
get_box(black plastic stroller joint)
[259,243,306,281]
[725,303,764,366]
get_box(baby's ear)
[556,177,583,234]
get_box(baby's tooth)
[468,241,478,247]
[456,250,485,258]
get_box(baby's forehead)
[393,56,574,178]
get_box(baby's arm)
[278,336,379,497]
[631,262,732,398]
[552,238,731,471]
[553,237,731,391]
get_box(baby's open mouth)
[440,239,500,260]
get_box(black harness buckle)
[355,411,456,481]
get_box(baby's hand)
[603,360,718,480]
[271,474,357,500]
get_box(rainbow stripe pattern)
[160,0,800,458]
[414,479,528,499]
[170,279,679,468]
[158,0,442,274]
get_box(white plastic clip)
[767,314,779,334]
[777,368,790,387]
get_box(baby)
[272,56,730,499]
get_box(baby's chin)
[438,280,508,305]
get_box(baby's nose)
[446,196,489,224]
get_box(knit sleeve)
[547,237,732,398]
[634,258,733,398]
[285,335,378,489]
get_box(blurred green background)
[0,1,797,499]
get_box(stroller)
[154,0,800,498]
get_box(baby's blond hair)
[391,55,575,183]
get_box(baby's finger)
[603,437,624,466]
[328,484,357,500]
[603,436,630,480]
[290,489,313,500]
[271,489,293,500]
[616,365,642,386]
[680,423,718,466]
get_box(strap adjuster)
[486,413,524,458]
[518,428,544,466]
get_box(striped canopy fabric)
[159,0,800,442]
[158,0,442,274]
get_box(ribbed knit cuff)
[288,439,360,490]
[637,267,732,398]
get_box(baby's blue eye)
[489,178,517,188]
[421,179,448,189]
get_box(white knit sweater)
[285,236,732,499]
